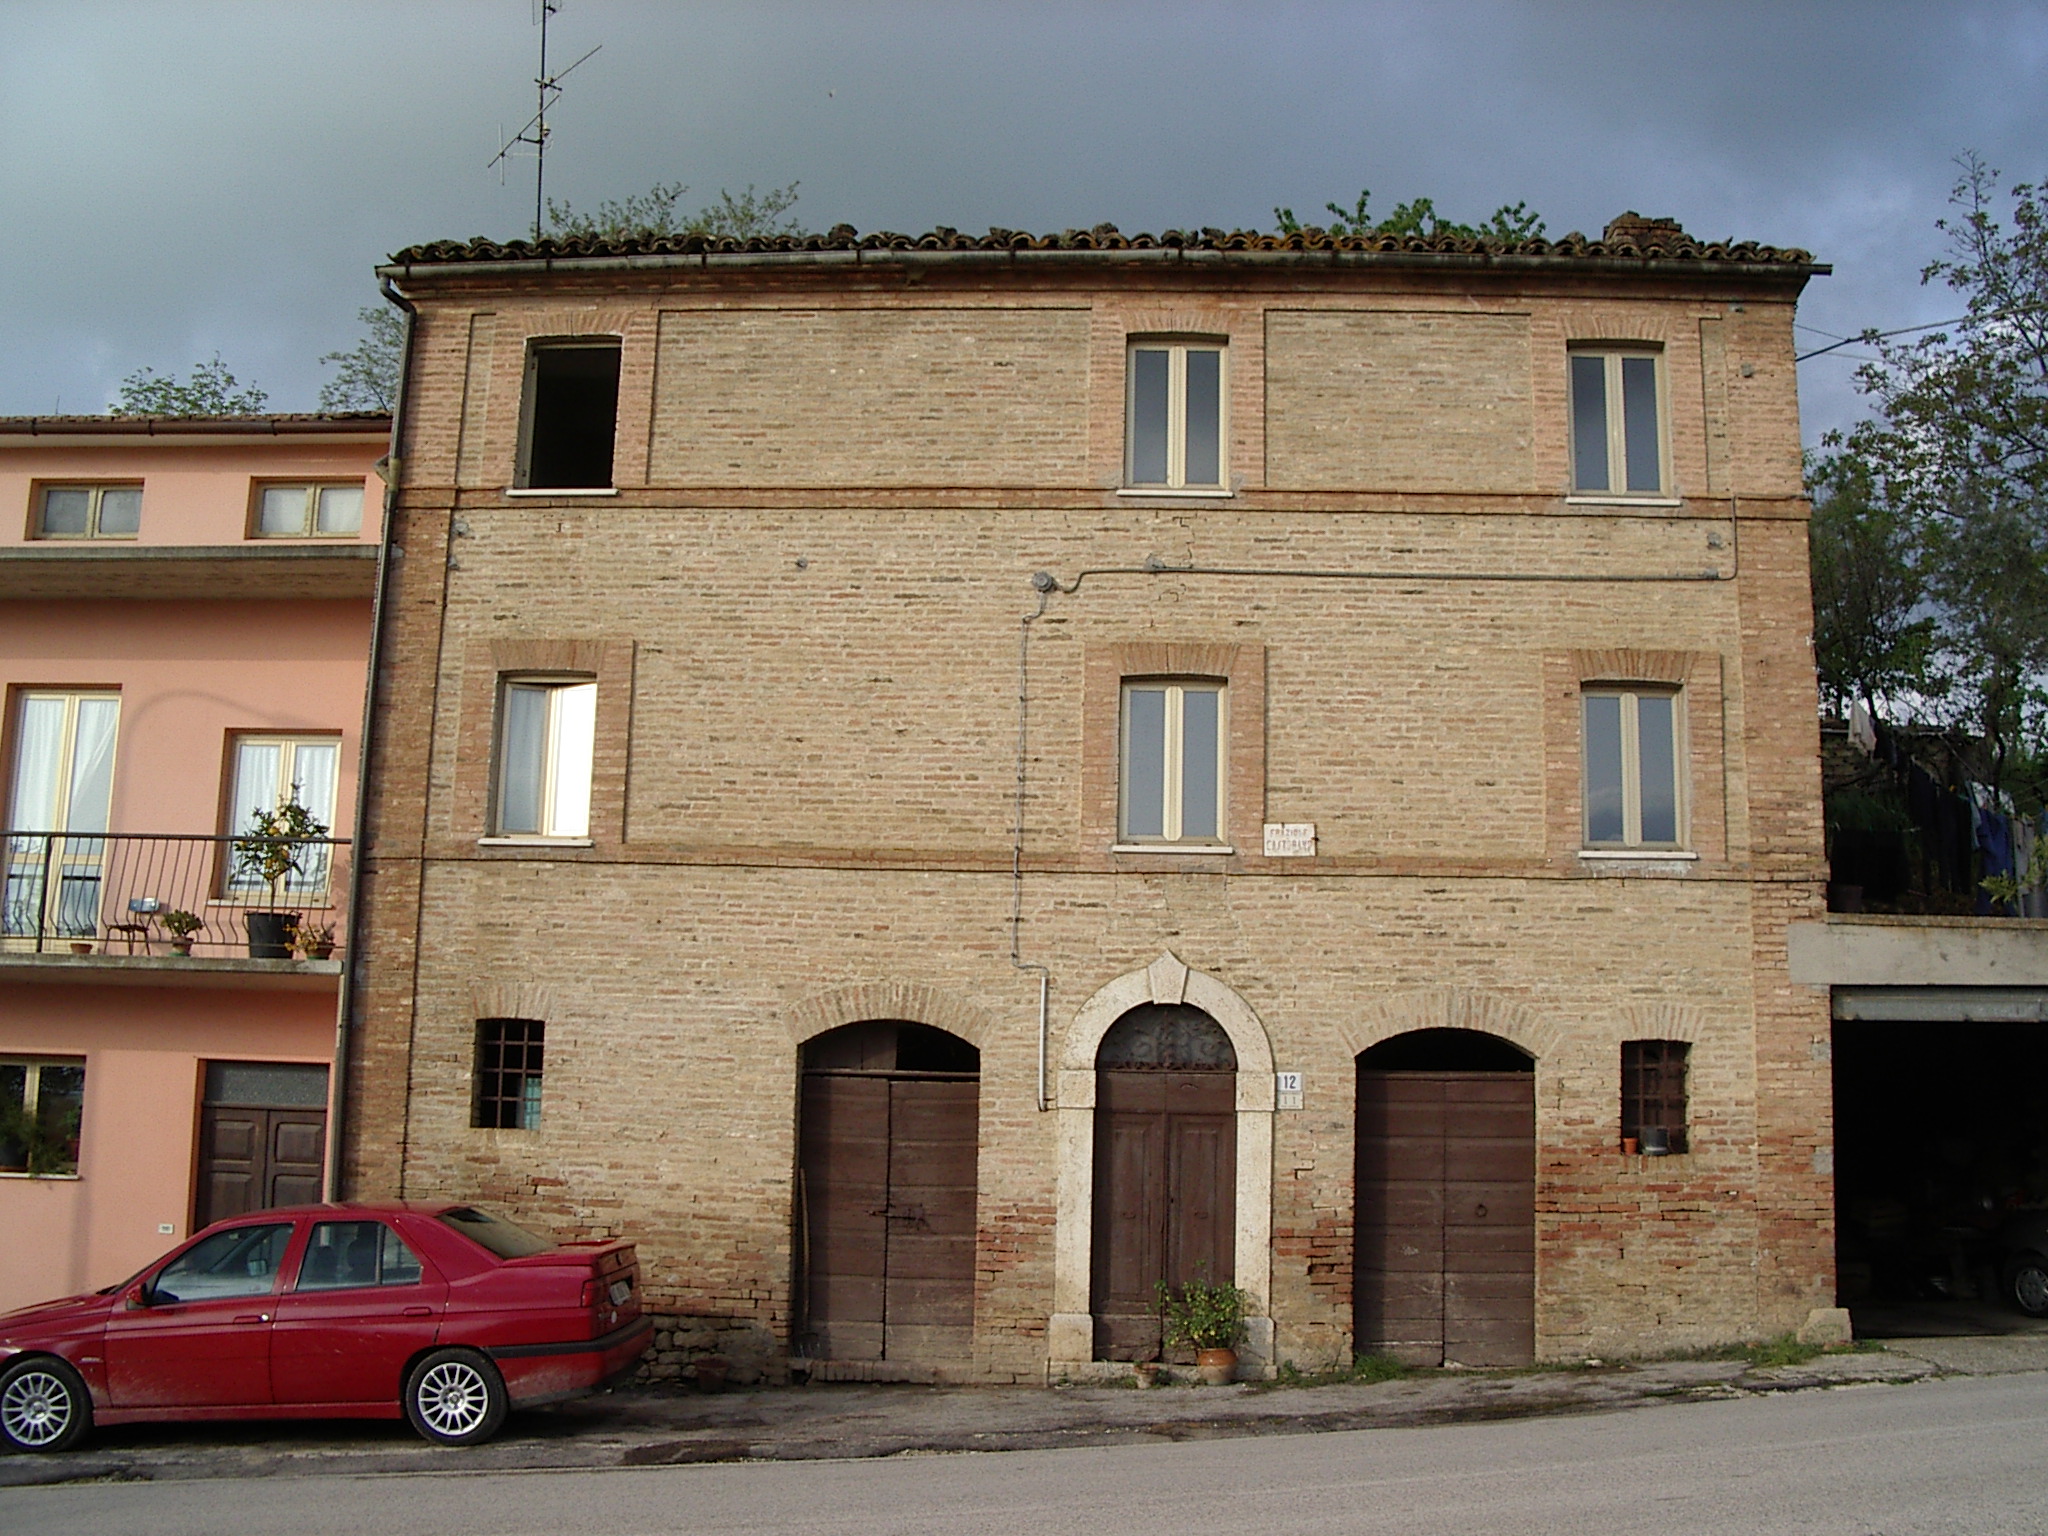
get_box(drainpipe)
[1011,573,1058,1112]
[326,275,417,1201]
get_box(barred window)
[474,1019,544,1130]
[1621,1039,1689,1154]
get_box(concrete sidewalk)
[4,1335,2043,1489]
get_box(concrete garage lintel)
[1788,916,2048,989]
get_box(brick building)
[351,216,1833,1381]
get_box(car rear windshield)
[438,1207,557,1258]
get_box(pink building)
[0,414,387,1311]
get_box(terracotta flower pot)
[1195,1347,1237,1386]
[1132,1361,1162,1389]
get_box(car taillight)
[579,1279,602,1309]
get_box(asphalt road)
[5,1372,2045,1535]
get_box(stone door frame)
[1049,952,1276,1374]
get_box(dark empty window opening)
[801,1020,980,1077]
[521,343,620,489]
[1621,1039,1689,1153]
[474,1018,545,1128]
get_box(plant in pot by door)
[1157,1276,1247,1386]
[232,797,327,958]
[163,908,203,956]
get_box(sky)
[2,1,2045,443]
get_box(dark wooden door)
[799,1073,978,1363]
[1092,1069,1236,1360]
[195,1107,326,1228]
[1355,1070,1534,1367]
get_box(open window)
[492,677,596,838]
[517,341,621,490]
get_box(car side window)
[295,1220,425,1291]
[151,1223,293,1303]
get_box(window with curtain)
[4,692,118,939]
[226,736,340,894]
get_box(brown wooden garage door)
[1355,1069,1534,1367]
[798,1024,979,1366]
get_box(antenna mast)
[487,1,601,242]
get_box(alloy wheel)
[2015,1263,2048,1316]
[414,1360,490,1438]
[1,1367,74,1449]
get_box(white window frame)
[5,690,120,943]
[491,677,597,841]
[1568,348,1669,498]
[1582,686,1686,850]
[250,482,366,539]
[1124,340,1228,491]
[0,1056,86,1178]
[224,734,341,897]
[33,483,141,540]
[1118,680,1227,846]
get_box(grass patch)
[1262,1353,1414,1391]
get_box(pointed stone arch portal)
[1049,954,1276,1374]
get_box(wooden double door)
[193,1061,329,1230]
[1354,1068,1535,1367]
[798,1054,980,1365]
[1091,1070,1236,1360]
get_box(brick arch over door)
[781,980,996,1053]
[1049,952,1276,1372]
[1339,988,1560,1067]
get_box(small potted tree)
[233,797,328,958]
[163,908,203,956]
[1158,1276,1247,1386]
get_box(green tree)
[1273,188,1545,241]
[318,305,404,413]
[546,180,805,242]
[1806,448,1936,716]
[109,354,268,415]
[1825,156,2048,811]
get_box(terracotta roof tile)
[386,218,1819,271]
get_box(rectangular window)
[1583,688,1682,848]
[474,1019,544,1129]
[296,1219,424,1290]
[1126,342,1225,489]
[493,678,596,838]
[0,1057,86,1176]
[1120,681,1225,844]
[252,482,365,538]
[226,735,340,895]
[33,484,141,540]
[1569,350,1665,495]
[1622,1039,1689,1154]
[5,691,119,940]
[518,341,621,490]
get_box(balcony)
[1,832,351,990]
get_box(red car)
[0,1202,651,1453]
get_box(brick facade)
[350,230,1830,1377]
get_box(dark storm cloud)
[2,0,2044,438]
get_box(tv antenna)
[488,0,601,242]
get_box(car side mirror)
[128,1282,157,1309]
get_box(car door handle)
[402,1306,433,1317]
[233,1313,271,1324]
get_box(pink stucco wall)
[0,598,370,838]
[0,985,335,1311]
[0,435,385,547]
[0,426,382,1318]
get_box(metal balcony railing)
[1,832,351,960]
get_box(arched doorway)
[796,1021,979,1367]
[1354,1028,1535,1367]
[1091,1003,1237,1359]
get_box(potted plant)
[1157,1276,1247,1385]
[163,908,203,956]
[233,797,328,958]
[292,920,336,961]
